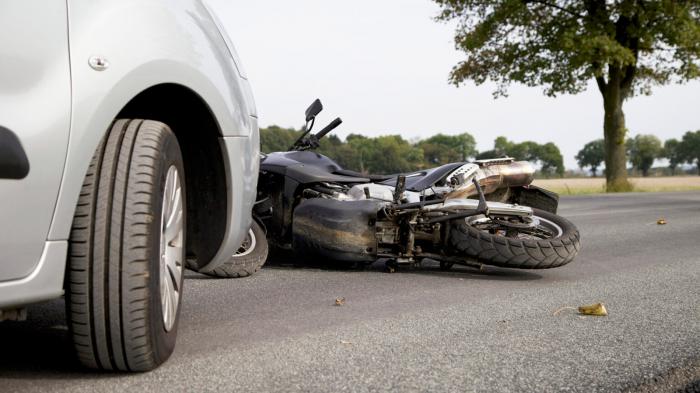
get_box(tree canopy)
[259,127,565,176]
[678,130,700,174]
[575,139,605,176]
[663,138,683,174]
[417,133,478,165]
[478,136,565,176]
[434,0,700,190]
[627,134,663,176]
[434,0,700,96]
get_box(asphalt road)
[1,192,698,392]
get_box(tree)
[627,134,662,176]
[417,132,477,165]
[678,130,700,175]
[576,139,606,176]
[538,142,565,176]
[663,138,682,175]
[346,134,424,174]
[260,125,302,153]
[434,1,700,191]
[480,137,565,176]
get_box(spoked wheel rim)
[466,214,563,240]
[159,165,184,332]
[234,228,257,257]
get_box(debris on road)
[335,297,346,306]
[657,218,667,225]
[578,302,608,316]
[340,340,352,345]
[553,302,608,316]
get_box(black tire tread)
[67,119,182,371]
[204,221,268,278]
[449,208,581,269]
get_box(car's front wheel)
[66,119,186,371]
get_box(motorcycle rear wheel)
[448,208,580,269]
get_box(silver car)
[0,0,259,371]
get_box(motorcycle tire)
[448,208,580,269]
[202,221,268,278]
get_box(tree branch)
[523,0,584,18]
[595,76,607,94]
[583,0,609,25]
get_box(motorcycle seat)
[333,168,393,182]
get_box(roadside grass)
[532,176,700,196]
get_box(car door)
[0,3,71,282]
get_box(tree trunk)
[602,86,632,192]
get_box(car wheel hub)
[159,166,183,332]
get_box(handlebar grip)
[314,117,343,140]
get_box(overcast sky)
[209,0,699,169]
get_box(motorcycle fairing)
[261,151,369,183]
[261,151,465,191]
[379,163,465,192]
[293,198,381,262]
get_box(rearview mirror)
[305,99,323,122]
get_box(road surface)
[1,192,698,392]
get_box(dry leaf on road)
[578,302,608,316]
[334,297,346,306]
[553,302,608,316]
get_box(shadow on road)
[0,299,113,379]
[259,254,543,282]
[1,257,539,377]
[185,252,542,282]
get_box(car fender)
[49,0,258,264]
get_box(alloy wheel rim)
[466,214,563,240]
[160,165,183,332]
[234,229,257,257]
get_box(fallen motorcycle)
[252,99,580,271]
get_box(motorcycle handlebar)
[314,117,342,140]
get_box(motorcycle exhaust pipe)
[446,160,535,199]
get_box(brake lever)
[472,178,489,216]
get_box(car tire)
[202,221,268,278]
[66,119,186,371]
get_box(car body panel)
[48,0,258,265]
[0,2,71,282]
[202,131,259,272]
[1,0,259,308]
[0,241,67,309]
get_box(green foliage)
[663,138,682,174]
[260,127,424,174]
[345,135,424,174]
[575,139,606,177]
[434,0,700,190]
[260,126,565,175]
[627,134,663,176]
[417,133,478,164]
[678,130,700,174]
[259,125,303,153]
[480,136,565,176]
[433,0,700,97]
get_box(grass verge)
[532,176,700,196]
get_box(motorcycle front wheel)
[448,208,580,269]
[201,221,269,278]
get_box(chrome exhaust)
[445,158,535,199]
